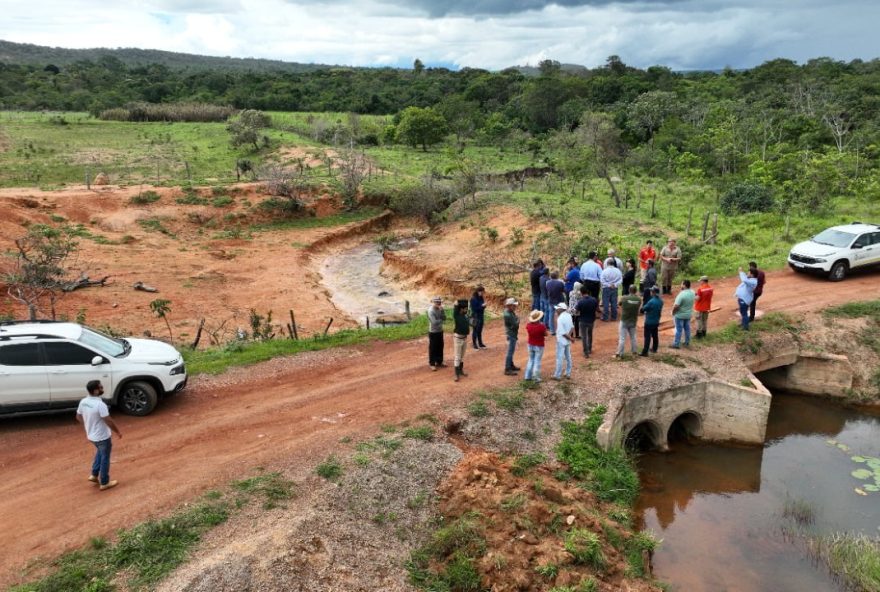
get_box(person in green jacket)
[452,299,470,382]
[671,279,695,349]
[503,298,520,375]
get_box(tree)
[626,90,679,147]
[337,147,367,210]
[396,106,448,151]
[437,95,481,149]
[575,112,626,207]
[227,109,271,151]
[150,299,173,343]
[4,225,79,320]
[413,58,425,75]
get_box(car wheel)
[119,381,158,416]
[829,261,848,282]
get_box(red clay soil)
[434,451,661,592]
[0,264,878,585]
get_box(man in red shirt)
[694,275,714,338]
[639,240,656,282]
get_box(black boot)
[459,363,467,377]
[454,365,461,382]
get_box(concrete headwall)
[597,379,771,451]
[754,352,854,397]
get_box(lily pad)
[837,443,851,452]
[852,469,873,480]
[852,456,867,463]
[867,458,880,470]
[865,484,880,492]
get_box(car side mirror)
[852,243,864,249]
[91,356,105,366]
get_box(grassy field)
[472,179,880,277]
[0,111,295,188]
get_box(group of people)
[428,238,767,382]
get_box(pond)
[319,241,432,327]
[636,393,880,592]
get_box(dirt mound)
[428,450,660,592]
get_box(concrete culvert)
[667,411,703,444]
[625,421,663,452]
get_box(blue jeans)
[91,437,112,485]
[554,340,572,378]
[543,298,553,332]
[601,287,618,321]
[739,299,750,330]
[505,336,517,370]
[673,317,691,346]
[531,293,541,311]
[525,344,544,380]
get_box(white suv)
[0,321,187,416]
[788,222,880,281]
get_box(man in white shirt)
[77,380,123,490]
[553,303,575,380]
[600,260,623,322]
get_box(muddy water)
[319,242,432,326]
[636,393,880,592]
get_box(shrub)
[720,182,774,214]
[130,190,161,205]
[99,102,234,123]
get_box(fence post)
[289,310,298,340]
[323,318,334,336]
[405,300,411,320]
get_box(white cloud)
[0,0,878,70]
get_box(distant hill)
[0,40,334,73]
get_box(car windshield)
[78,327,128,357]
[811,229,855,248]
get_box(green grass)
[249,206,382,232]
[824,299,880,321]
[564,528,606,570]
[182,313,430,375]
[406,513,487,592]
[813,533,880,592]
[511,452,547,477]
[555,405,640,506]
[0,111,302,188]
[403,425,434,441]
[10,470,293,592]
[315,455,343,481]
[700,311,803,353]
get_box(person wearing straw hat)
[524,309,547,382]
[427,296,446,371]
[503,297,520,376]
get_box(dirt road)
[0,267,877,586]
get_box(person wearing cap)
[553,302,574,380]
[671,279,695,349]
[452,299,470,381]
[524,309,547,381]
[470,285,487,350]
[427,297,446,371]
[503,297,520,375]
[616,285,641,357]
[639,240,656,282]
[694,275,714,339]
[575,284,598,357]
[639,286,663,356]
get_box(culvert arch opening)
[625,421,663,451]
[668,411,703,444]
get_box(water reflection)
[635,393,880,592]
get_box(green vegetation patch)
[824,299,880,321]
[11,470,293,592]
[812,533,880,592]
[556,406,640,506]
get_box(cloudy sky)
[3,0,878,70]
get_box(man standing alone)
[427,297,446,370]
[503,298,520,376]
[671,279,695,349]
[659,238,682,295]
[77,380,122,491]
[748,261,766,322]
[694,276,714,339]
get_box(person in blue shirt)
[529,259,544,311]
[564,258,580,297]
[579,251,602,300]
[640,286,663,356]
[734,266,759,330]
[470,285,487,350]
